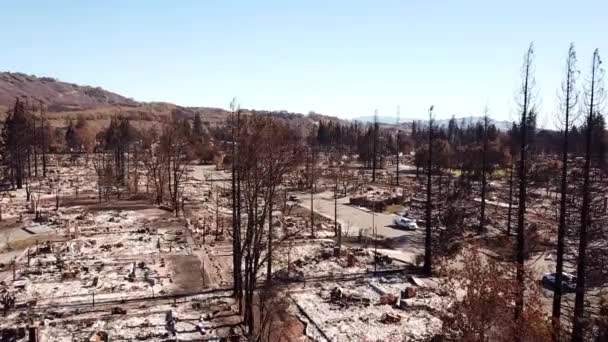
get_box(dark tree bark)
[552,43,578,334]
[310,145,316,238]
[231,102,241,299]
[479,112,489,234]
[372,110,378,182]
[507,156,514,236]
[515,43,535,322]
[266,189,273,284]
[571,49,602,342]
[41,105,47,178]
[423,106,434,276]
[396,106,400,186]
[237,115,302,337]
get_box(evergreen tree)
[193,113,204,138]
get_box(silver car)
[393,215,418,230]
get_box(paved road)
[293,191,425,263]
[294,191,405,238]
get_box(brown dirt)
[166,254,205,293]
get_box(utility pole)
[372,110,379,182]
[40,101,47,178]
[423,106,434,276]
[215,185,219,237]
[33,110,38,178]
[310,146,315,237]
[396,106,400,186]
[334,162,338,239]
[479,111,489,235]
[373,209,377,274]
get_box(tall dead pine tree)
[309,144,316,237]
[552,43,578,333]
[396,106,401,186]
[372,110,379,182]
[571,49,604,342]
[423,106,435,276]
[478,109,490,234]
[515,42,536,322]
[229,99,243,304]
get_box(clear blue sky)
[1,1,606,125]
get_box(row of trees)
[508,44,607,341]
[0,99,51,188]
[0,99,216,219]
[314,115,412,174]
[417,43,607,341]
[91,113,212,216]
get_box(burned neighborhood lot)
[1,63,608,341]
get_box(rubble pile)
[292,275,446,341]
[350,187,404,212]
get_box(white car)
[393,215,418,230]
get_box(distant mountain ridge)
[354,115,513,131]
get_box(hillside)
[0,72,138,112]
[0,72,347,135]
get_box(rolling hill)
[0,72,343,134]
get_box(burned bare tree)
[92,151,114,202]
[395,106,401,186]
[308,142,317,238]
[40,103,48,177]
[552,43,579,333]
[141,128,169,205]
[230,98,243,302]
[571,48,604,342]
[423,105,435,276]
[0,189,6,222]
[102,116,133,185]
[0,98,34,189]
[160,118,191,217]
[514,42,537,322]
[236,114,302,337]
[372,110,379,182]
[478,109,490,235]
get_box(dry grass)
[383,204,403,214]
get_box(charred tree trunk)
[372,110,378,183]
[571,49,601,342]
[552,43,577,334]
[571,110,592,342]
[479,114,489,235]
[266,191,273,284]
[231,108,240,297]
[235,109,243,312]
[515,43,534,323]
[396,107,401,186]
[310,146,315,238]
[41,110,47,178]
[507,157,514,236]
[423,106,434,276]
[33,115,38,177]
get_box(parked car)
[542,272,577,293]
[393,215,418,230]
